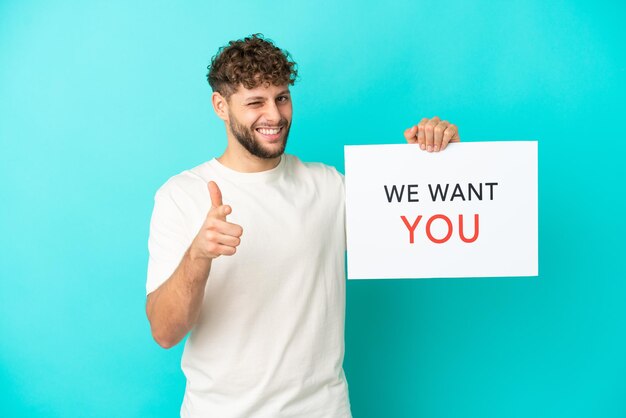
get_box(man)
[146,34,459,418]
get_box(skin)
[213,83,293,172]
[146,82,460,348]
[403,116,460,152]
[145,83,292,348]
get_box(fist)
[404,116,460,152]
[190,181,243,260]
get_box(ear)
[212,92,229,122]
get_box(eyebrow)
[244,90,291,102]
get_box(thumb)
[207,181,223,208]
[403,125,418,143]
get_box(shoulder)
[284,154,345,186]
[154,161,212,202]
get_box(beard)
[228,112,290,159]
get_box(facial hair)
[228,112,290,159]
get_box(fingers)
[205,217,244,238]
[204,230,241,248]
[207,181,230,221]
[424,116,441,152]
[206,220,243,257]
[193,182,244,259]
[415,117,459,152]
[205,241,238,257]
[441,124,460,150]
[416,118,428,150]
[403,125,418,143]
[402,118,459,150]
[432,120,450,152]
[208,181,223,208]
[195,217,244,259]
[209,204,231,221]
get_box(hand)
[190,181,243,260]
[404,116,460,152]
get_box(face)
[225,83,293,159]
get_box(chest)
[185,176,344,266]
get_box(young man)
[146,34,459,418]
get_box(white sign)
[345,142,538,279]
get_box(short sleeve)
[330,168,346,248]
[146,185,192,295]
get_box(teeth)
[257,127,281,135]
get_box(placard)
[344,142,538,279]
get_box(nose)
[263,102,282,125]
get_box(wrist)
[188,244,211,263]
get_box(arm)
[146,248,212,348]
[146,181,243,349]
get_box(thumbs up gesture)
[189,181,243,260]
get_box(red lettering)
[400,215,422,244]
[425,214,453,244]
[401,214,480,244]
[459,214,479,243]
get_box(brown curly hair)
[207,34,298,99]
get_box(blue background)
[1,1,625,417]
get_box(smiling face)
[206,35,298,169]
[221,83,293,160]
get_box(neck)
[217,146,281,173]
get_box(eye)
[247,101,262,106]
[277,96,290,103]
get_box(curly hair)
[207,34,298,99]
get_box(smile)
[255,127,283,135]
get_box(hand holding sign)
[404,116,460,152]
[189,181,243,260]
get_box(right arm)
[146,181,243,349]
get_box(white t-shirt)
[147,154,351,418]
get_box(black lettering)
[485,182,498,200]
[384,184,405,203]
[428,183,449,201]
[468,183,482,201]
[407,184,419,202]
[450,184,466,201]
